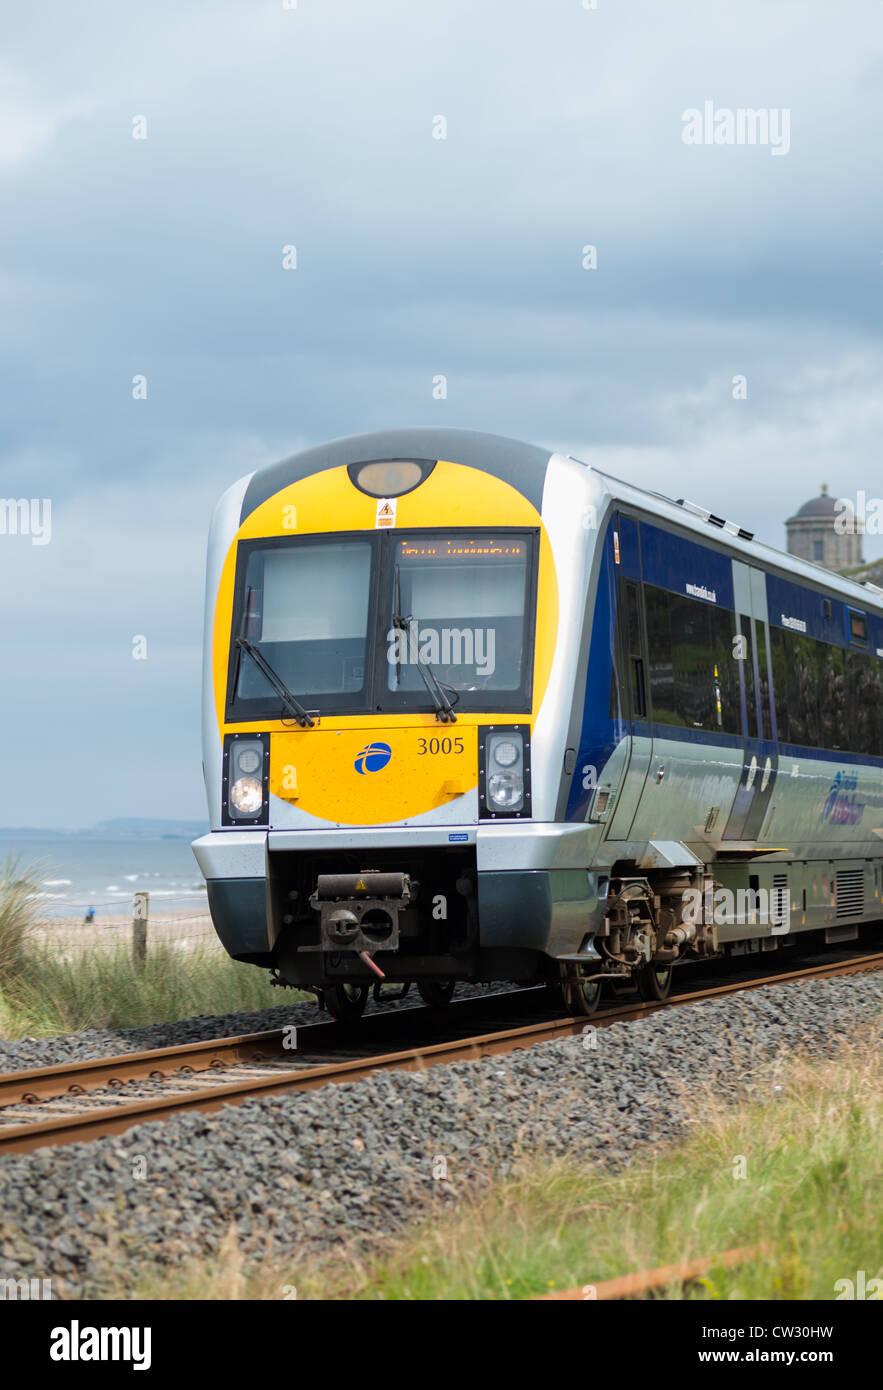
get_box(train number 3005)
[417,737,464,755]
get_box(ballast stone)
[0,973,878,1297]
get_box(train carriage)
[192,428,883,1018]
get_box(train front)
[193,431,598,1016]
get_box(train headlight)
[224,734,269,824]
[230,776,263,814]
[348,459,433,497]
[480,728,530,817]
[487,772,523,810]
[493,740,519,768]
[236,748,262,776]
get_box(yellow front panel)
[270,724,478,825]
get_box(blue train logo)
[354,742,393,775]
[821,771,865,826]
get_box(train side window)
[623,581,647,720]
[644,584,739,734]
[609,580,628,724]
[645,586,677,724]
[847,608,868,646]
[668,594,717,730]
[754,619,770,741]
[610,580,648,722]
[770,594,883,756]
[816,641,844,751]
[789,636,823,750]
[844,647,883,756]
[771,625,858,753]
[769,627,790,744]
[739,616,757,737]
[624,581,641,653]
[708,607,740,735]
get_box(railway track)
[1,949,881,1157]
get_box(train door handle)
[655,764,665,783]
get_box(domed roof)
[791,484,837,520]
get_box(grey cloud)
[1,0,881,823]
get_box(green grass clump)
[0,939,291,1039]
[132,1036,882,1301]
[0,858,43,983]
[0,858,306,1038]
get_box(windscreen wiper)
[235,636,316,728]
[393,566,458,723]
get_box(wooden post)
[133,891,148,969]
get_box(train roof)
[581,457,883,614]
[240,427,551,518]
[238,426,883,614]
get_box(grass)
[131,1037,882,1301]
[0,858,43,982]
[0,858,303,1038]
[0,940,291,1039]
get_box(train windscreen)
[227,529,537,717]
[386,533,534,704]
[234,538,373,703]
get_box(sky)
[2,0,882,827]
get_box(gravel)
[0,983,504,1074]
[0,973,879,1298]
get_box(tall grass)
[0,858,42,982]
[132,1036,883,1301]
[0,940,290,1039]
[0,858,306,1039]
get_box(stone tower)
[785,484,864,571]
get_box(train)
[192,427,883,1019]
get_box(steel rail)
[0,987,548,1108]
[0,950,880,1157]
[0,1030,291,1108]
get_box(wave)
[43,879,73,886]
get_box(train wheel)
[636,963,673,1001]
[323,983,369,1022]
[418,980,456,1008]
[561,972,602,1017]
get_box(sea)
[0,836,209,919]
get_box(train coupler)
[309,871,412,955]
